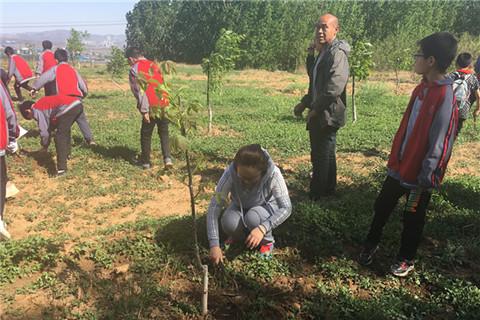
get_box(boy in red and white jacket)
[32,49,95,145]
[35,40,57,96]
[4,47,35,102]
[19,95,84,176]
[359,32,459,277]
[125,47,172,169]
[0,97,11,239]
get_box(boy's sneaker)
[358,243,379,266]
[390,259,415,277]
[164,158,173,169]
[0,221,11,240]
[259,242,274,258]
[86,139,97,146]
[56,170,67,177]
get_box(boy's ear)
[427,56,436,68]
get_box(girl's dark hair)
[42,40,53,50]
[233,144,268,174]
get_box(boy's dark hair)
[4,47,14,55]
[19,101,35,119]
[456,52,472,68]
[125,47,142,59]
[42,40,53,50]
[233,144,268,174]
[54,49,69,62]
[418,32,457,73]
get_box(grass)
[1,64,479,319]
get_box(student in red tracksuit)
[0,99,11,240]
[32,49,95,145]
[19,95,85,176]
[359,32,459,277]
[35,40,57,96]
[125,47,172,170]
[4,47,35,102]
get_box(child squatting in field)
[359,32,459,277]
[19,95,87,176]
[206,144,292,264]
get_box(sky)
[0,0,138,35]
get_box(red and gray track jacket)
[35,50,57,75]
[0,82,19,143]
[129,58,169,113]
[0,99,8,156]
[387,78,458,189]
[7,54,34,84]
[31,95,82,147]
[33,62,88,97]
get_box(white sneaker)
[0,221,11,240]
[7,141,18,154]
[6,181,19,199]
[17,126,28,140]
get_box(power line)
[0,23,125,29]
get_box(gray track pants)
[221,204,274,244]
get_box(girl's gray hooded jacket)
[207,149,291,248]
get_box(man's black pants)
[140,117,171,165]
[309,124,338,199]
[0,156,6,220]
[54,105,83,171]
[365,175,432,260]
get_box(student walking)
[125,47,172,169]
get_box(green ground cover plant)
[1,64,479,319]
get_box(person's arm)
[0,87,18,142]
[260,167,292,233]
[32,67,56,90]
[418,88,456,189]
[35,52,43,75]
[207,166,233,248]
[311,49,349,113]
[474,89,480,118]
[76,70,88,97]
[7,58,15,82]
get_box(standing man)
[293,14,350,200]
[35,40,57,96]
[31,49,95,145]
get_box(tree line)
[125,0,480,72]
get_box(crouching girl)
[207,144,291,265]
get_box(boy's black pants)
[0,156,6,220]
[54,105,83,171]
[140,117,171,165]
[365,175,432,260]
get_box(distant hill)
[0,29,126,49]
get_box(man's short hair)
[54,49,69,62]
[42,40,53,50]
[19,101,35,119]
[125,47,142,59]
[456,52,472,69]
[418,32,457,73]
[4,47,14,55]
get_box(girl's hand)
[209,246,223,265]
[245,226,265,249]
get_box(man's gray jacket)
[301,38,350,129]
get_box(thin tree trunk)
[201,265,208,315]
[207,65,213,134]
[185,149,202,269]
[352,74,357,123]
